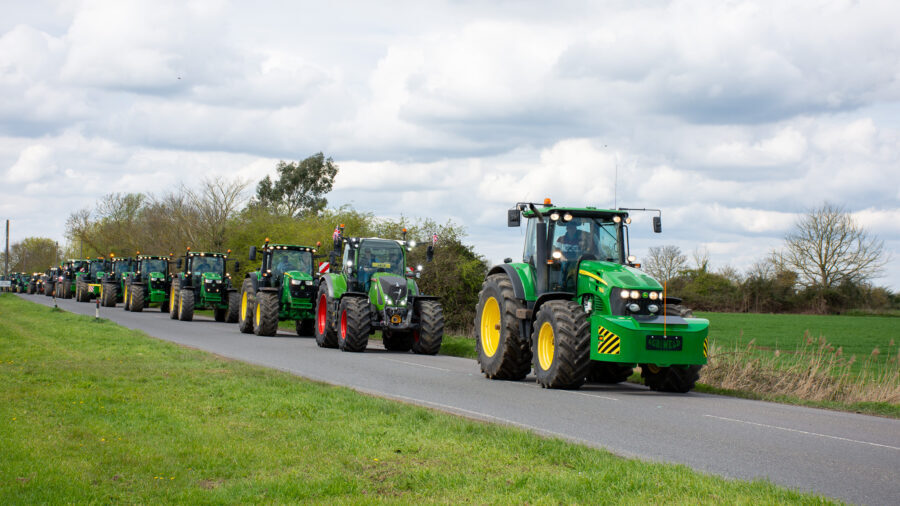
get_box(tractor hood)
[201,272,223,281]
[376,274,408,304]
[579,260,662,290]
[284,271,314,282]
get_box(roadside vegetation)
[0,294,829,504]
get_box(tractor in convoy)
[76,257,110,302]
[58,259,90,299]
[315,225,444,354]
[238,239,319,336]
[123,254,172,312]
[28,272,42,294]
[474,199,709,392]
[100,255,136,307]
[169,248,239,322]
[42,267,61,296]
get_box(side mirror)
[507,208,521,227]
[234,261,241,272]
[653,216,662,233]
[426,245,434,262]
[176,259,182,269]
[249,246,257,261]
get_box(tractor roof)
[521,204,628,219]
[137,255,169,260]
[265,244,317,252]
[187,251,228,257]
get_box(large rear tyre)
[382,329,413,352]
[253,292,279,336]
[226,291,240,323]
[586,362,634,384]
[61,281,72,299]
[474,274,531,380]
[44,281,54,296]
[130,285,145,312]
[178,288,194,321]
[169,281,180,320]
[641,364,702,393]
[101,283,117,307]
[238,279,255,334]
[296,318,315,337]
[412,300,444,355]
[314,284,338,348]
[532,300,590,389]
[214,306,227,322]
[338,297,371,352]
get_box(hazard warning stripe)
[703,337,709,358]
[596,326,621,355]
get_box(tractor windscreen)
[190,256,224,275]
[72,261,88,272]
[550,217,622,291]
[357,240,405,277]
[89,262,106,277]
[143,259,167,274]
[272,250,313,276]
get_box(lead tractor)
[123,254,172,312]
[475,200,709,392]
[238,239,319,336]
[169,248,239,322]
[315,225,444,354]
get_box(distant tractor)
[238,239,319,336]
[28,272,42,294]
[315,225,444,353]
[58,259,90,299]
[123,254,172,312]
[75,258,110,302]
[100,255,136,307]
[42,267,61,297]
[474,200,709,392]
[169,248,239,322]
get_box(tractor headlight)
[291,279,302,286]
[627,303,641,312]
[409,240,417,248]
[550,212,560,221]
[630,290,640,299]
[385,296,392,305]
[416,264,423,271]
[400,299,407,306]
[649,291,659,300]
[346,260,353,267]
[305,280,314,286]
[648,304,659,313]
[627,255,636,263]
[552,251,562,259]
[619,289,630,299]
[204,279,212,284]
[563,213,573,222]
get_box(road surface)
[18,294,900,505]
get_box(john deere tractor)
[28,272,42,294]
[238,239,319,336]
[100,256,136,307]
[42,267,61,296]
[123,254,172,312]
[58,259,89,299]
[474,200,709,392]
[75,258,110,302]
[169,248,239,322]
[315,225,444,353]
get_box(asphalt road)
[19,293,900,505]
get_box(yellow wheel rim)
[241,291,248,321]
[179,296,183,314]
[646,364,661,374]
[480,297,500,357]
[537,321,555,371]
[255,302,261,326]
[124,285,129,304]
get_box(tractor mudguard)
[664,296,682,305]
[339,291,368,300]
[488,264,526,300]
[247,274,259,293]
[258,287,279,293]
[409,295,439,305]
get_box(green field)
[0,294,828,504]
[699,312,900,373]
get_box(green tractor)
[99,255,136,307]
[475,200,709,392]
[169,248,239,322]
[58,259,90,299]
[315,225,444,354]
[42,267,61,297]
[238,239,319,336]
[28,272,42,294]
[123,254,172,312]
[75,257,110,302]
[11,273,29,293]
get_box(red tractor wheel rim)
[413,330,420,343]
[340,309,347,340]
[317,294,327,335]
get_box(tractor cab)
[86,258,110,283]
[135,255,170,281]
[184,252,227,292]
[106,257,136,283]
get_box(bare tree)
[643,245,688,283]
[779,203,888,289]
[184,177,249,251]
[692,246,710,272]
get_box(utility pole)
[4,220,8,278]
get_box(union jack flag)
[432,233,438,245]
[332,226,340,240]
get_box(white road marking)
[563,390,620,402]
[379,357,453,372]
[704,414,900,451]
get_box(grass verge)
[0,293,829,503]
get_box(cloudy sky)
[2,0,899,289]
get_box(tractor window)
[523,219,536,265]
[89,262,106,277]
[272,250,312,283]
[143,259,167,274]
[550,217,621,291]
[357,239,404,289]
[190,256,224,275]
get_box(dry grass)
[701,333,900,405]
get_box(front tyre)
[412,300,444,355]
[532,300,590,389]
[474,274,531,380]
[641,364,702,393]
[238,279,255,334]
[178,288,194,321]
[226,290,240,323]
[586,362,634,384]
[338,297,370,352]
[169,281,180,320]
[314,285,338,348]
[129,285,145,312]
[253,292,279,336]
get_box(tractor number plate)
[390,315,402,324]
[646,335,682,351]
